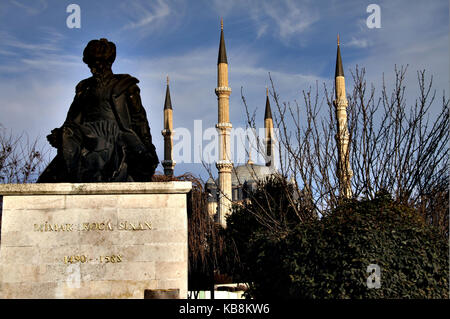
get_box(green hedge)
[225,186,449,299]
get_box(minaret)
[264,87,274,167]
[161,76,176,176]
[246,134,254,165]
[333,35,352,198]
[215,18,233,227]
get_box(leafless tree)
[0,126,48,184]
[240,66,448,234]
[0,126,49,242]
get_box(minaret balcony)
[215,122,232,129]
[161,129,174,137]
[335,132,350,142]
[162,160,176,166]
[333,98,348,109]
[215,86,232,96]
[216,160,233,171]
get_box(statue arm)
[64,96,82,125]
[64,81,86,125]
[47,88,83,149]
[126,84,154,150]
[125,83,159,179]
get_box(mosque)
[159,19,352,228]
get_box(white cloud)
[9,0,47,15]
[0,31,59,52]
[256,23,268,38]
[0,29,80,75]
[209,0,236,16]
[20,54,80,70]
[347,0,449,101]
[347,37,370,49]
[210,0,319,43]
[261,0,319,40]
[0,48,17,56]
[121,0,171,31]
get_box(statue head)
[83,38,116,78]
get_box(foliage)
[226,65,449,298]
[242,66,448,233]
[0,126,48,184]
[223,175,315,285]
[226,181,449,299]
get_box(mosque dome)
[206,176,216,187]
[231,161,276,186]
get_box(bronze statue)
[38,39,159,183]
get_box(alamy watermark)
[171,120,280,167]
[66,4,81,29]
[55,263,91,298]
[366,264,381,289]
[366,4,381,29]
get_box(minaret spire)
[218,18,228,64]
[164,75,172,110]
[264,87,272,120]
[333,35,352,198]
[264,87,274,167]
[335,34,344,78]
[215,18,233,227]
[161,75,175,176]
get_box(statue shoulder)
[113,74,140,96]
[75,77,94,94]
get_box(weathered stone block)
[0,182,191,299]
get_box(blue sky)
[0,0,448,180]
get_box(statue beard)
[89,63,113,83]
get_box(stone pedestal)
[0,182,191,299]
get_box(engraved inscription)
[64,255,88,264]
[33,221,152,232]
[118,221,153,231]
[34,223,74,232]
[64,254,123,264]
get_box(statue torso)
[79,75,118,123]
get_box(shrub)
[226,185,449,299]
